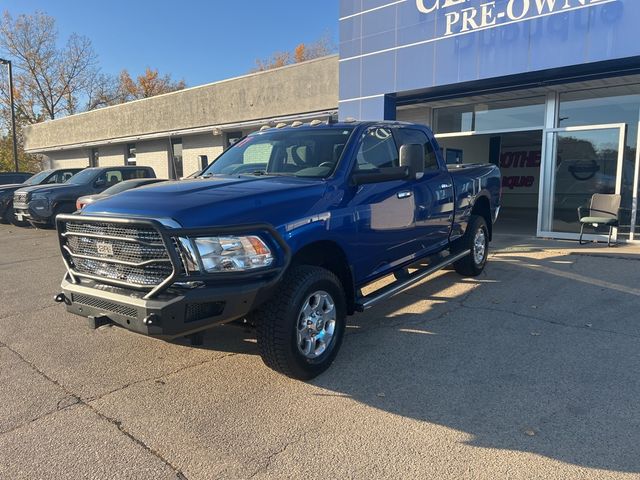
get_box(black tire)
[453,215,489,277]
[255,265,347,380]
[0,207,10,224]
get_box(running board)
[354,250,469,312]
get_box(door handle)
[440,183,452,189]
[397,191,412,199]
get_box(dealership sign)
[416,0,616,37]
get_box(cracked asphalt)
[1,223,640,479]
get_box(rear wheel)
[255,265,347,380]
[453,215,489,277]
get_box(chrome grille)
[66,235,168,263]
[65,222,163,243]
[62,221,174,288]
[14,192,28,205]
[73,258,172,286]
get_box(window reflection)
[553,129,620,235]
[433,97,545,134]
[558,86,640,238]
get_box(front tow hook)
[54,293,70,305]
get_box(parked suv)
[14,166,155,227]
[0,168,83,225]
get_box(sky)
[1,0,340,87]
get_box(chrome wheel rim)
[473,228,487,265]
[296,290,336,359]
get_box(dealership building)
[24,0,640,242]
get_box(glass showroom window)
[126,143,137,165]
[558,85,640,239]
[433,97,546,135]
[171,138,183,179]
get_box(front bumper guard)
[55,214,291,337]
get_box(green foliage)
[0,134,42,172]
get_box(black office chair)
[578,193,621,247]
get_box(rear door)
[394,128,455,252]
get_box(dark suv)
[14,166,155,227]
[0,168,83,225]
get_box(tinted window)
[395,128,439,170]
[171,138,183,178]
[354,128,398,172]
[126,143,137,166]
[433,97,545,134]
[122,168,152,180]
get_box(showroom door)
[540,124,626,241]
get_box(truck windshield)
[202,127,354,178]
[64,169,97,185]
[23,170,52,185]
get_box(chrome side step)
[354,250,469,312]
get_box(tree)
[0,11,186,172]
[115,68,185,102]
[0,11,101,122]
[251,33,335,72]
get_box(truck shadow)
[192,247,640,474]
[317,250,640,474]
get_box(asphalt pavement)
[1,223,639,479]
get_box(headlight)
[193,236,274,272]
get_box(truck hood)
[0,184,23,198]
[17,183,73,195]
[0,184,23,193]
[82,175,330,228]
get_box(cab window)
[354,127,398,172]
[122,168,151,180]
[394,128,440,171]
[97,170,123,186]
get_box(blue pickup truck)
[55,121,501,379]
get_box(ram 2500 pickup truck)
[54,121,501,380]
[14,166,155,227]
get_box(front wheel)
[453,214,489,277]
[255,265,347,380]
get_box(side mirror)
[400,144,425,180]
[94,178,106,188]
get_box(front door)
[348,126,424,284]
[541,124,626,241]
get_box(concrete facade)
[25,56,339,178]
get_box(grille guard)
[56,214,291,300]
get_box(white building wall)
[136,139,170,178]
[182,133,224,176]
[46,149,89,169]
[97,144,125,167]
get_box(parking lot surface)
[1,224,639,479]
